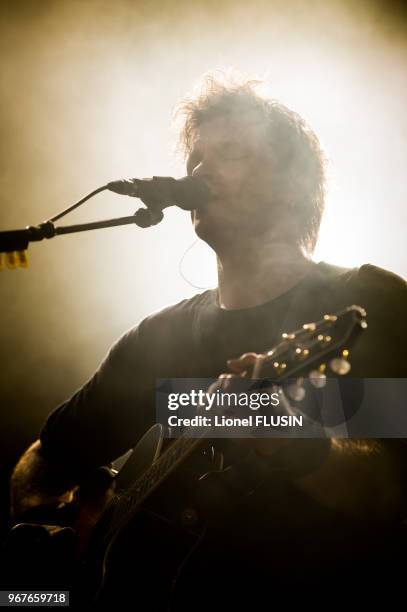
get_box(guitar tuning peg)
[286,378,306,401]
[309,363,327,388]
[309,370,327,388]
[330,349,351,375]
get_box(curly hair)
[175,74,327,253]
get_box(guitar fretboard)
[94,426,208,546]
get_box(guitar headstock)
[225,305,367,392]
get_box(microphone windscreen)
[107,176,211,210]
[172,176,211,210]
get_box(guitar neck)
[95,427,208,545]
[92,304,367,550]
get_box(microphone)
[106,176,211,226]
[106,175,211,227]
[0,176,211,259]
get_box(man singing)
[9,74,407,607]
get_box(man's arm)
[10,439,76,521]
[10,322,153,522]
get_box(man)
[9,75,407,606]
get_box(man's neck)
[216,241,315,310]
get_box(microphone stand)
[0,184,167,269]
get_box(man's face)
[186,112,277,248]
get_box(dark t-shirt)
[39,261,407,603]
[40,261,407,475]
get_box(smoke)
[0,0,406,436]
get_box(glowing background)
[0,0,406,454]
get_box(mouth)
[196,178,220,201]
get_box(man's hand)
[10,440,76,522]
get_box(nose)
[191,158,219,187]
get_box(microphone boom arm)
[0,175,210,268]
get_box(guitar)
[4,305,367,606]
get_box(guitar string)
[90,308,363,550]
